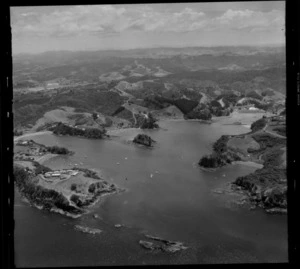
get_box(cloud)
[12,5,207,38]
[11,5,284,39]
[214,9,284,31]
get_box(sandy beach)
[232,161,264,169]
[14,131,53,142]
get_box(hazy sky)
[11,1,285,54]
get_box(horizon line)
[13,43,285,56]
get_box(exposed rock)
[265,208,287,214]
[74,225,102,234]
[133,134,156,147]
[139,234,188,253]
[261,186,287,208]
[139,240,155,250]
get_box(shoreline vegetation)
[198,115,287,213]
[13,140,124,218]
[51,122,108,139]
[133,134,156,147]
[14,112,286,216]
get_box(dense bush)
[273,126,286,137]
[70,194,82,207]
[46,146,71,155]
[173,99,199,114]
[71,184,77,191]
[73,167,100,179]
[14,166,29,187]
[153,96,198,114]
[216,93,239,106]
[53,122,105,139]
[262,147,285,168]
[251,132,286,151]
[14,165,82,214]
[213,135,229,153]
[33,162,52,175]
[210,100,222,108]
[250,118,267,132]
[185,108,212,120]
[88,183,96,193]
[246,90,263,100]
[142,97,165,110]
[198,153,225,168]
[111,106,125,116]
[133,134,155,147]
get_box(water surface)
[14,120,288,266]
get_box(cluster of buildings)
[236,105,261,112]
[43,169,79,181]
[14,152,35,161]
[16,140,34,146]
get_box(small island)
[133,134,156,147]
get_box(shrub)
[88,184,96,193]
[34,163,52,175]
[70,184,77,191]
[46,146,71,155]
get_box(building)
[44,169,79,178]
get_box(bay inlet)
[14,119,288,266]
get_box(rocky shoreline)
[133,134,156,147]
[13,140,124,218]
[139,234,188,253]
[198,115,287,214]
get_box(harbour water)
[14,120,288,266]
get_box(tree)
[71,184,77,191]
[92,112,98,120]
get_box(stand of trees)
[53,122,106,139]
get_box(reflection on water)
[14,120,288,266]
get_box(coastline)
[35,153,59,165]
[13,136,125,219]
[232,161,263,169]
[199,113,287,214]
[14,131,53,142]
